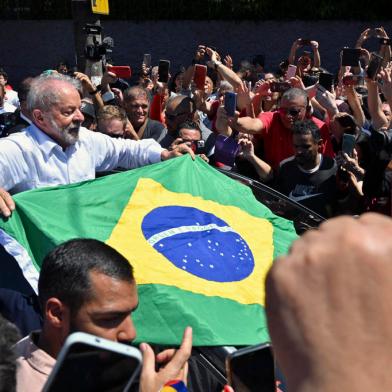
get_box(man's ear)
[318,138,324,151]
[32,109,45,126]
[45,297,70,329]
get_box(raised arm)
[366,78,389,130]
[288,38,302,65]
[206,47,243,91]
[345,85,366,128]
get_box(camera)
[83,24,114,62]
[189,140,205,154]
[0,112,18,137]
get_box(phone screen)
[341,48,361,67]
[342,133,356,156]
[224,92,237,117]
[366,53,383,80]
[318,72,334,92]
[158,60,170,83]
[44,342,141,392]
[143,54,151,68]
[286,65,297,79]
[227,344,275,392]
[194,64,207,90]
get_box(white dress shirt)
[0,123,163,194]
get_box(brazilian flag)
[0,156,297,345]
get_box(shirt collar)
[20,111,32,124]
[26,123,65,159]
[23,331,56,376]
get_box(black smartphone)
[299,39,311,46]
[224,92,237,117]
[318,72,334,92]
[342,133,356,156]
[341,48,361,67]
[43,332,142,392]
[143,53,151,68]
[226,343,275,392]
[270,81,291,93]
[158,59,170,83]
[366,52,383,80]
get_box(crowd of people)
[1,25,392,391]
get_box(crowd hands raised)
[3,27,392,218]
[3,27,392,392]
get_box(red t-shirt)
[255,111,334,169]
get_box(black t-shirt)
[276,155,337,217]
[142,119,167,142]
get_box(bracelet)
[214,61,222,71]
[161,380,188,392]
[89,89,99,95]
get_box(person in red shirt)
[230,87,334,169]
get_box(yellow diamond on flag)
[107,178,274,306]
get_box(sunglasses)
[165,111,188,121]
[279,107,304,117]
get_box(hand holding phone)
[366,52,383,80]
[107,66,132,79]
[224,92,237,117]
[342,133,356,156]
[270,81,291,93]
[158,60,171,83]
[318,72,334,92]
[299,39,311,46]
[341,48,361,67]
[193,64,207,90]
[286,65,297,80]
[143,53,151,68]
[43,332,142,392]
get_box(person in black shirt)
[276,120,337,217]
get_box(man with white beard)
[0,74,193,217]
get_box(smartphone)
[226,343,275,392]
[366,52,383,80]
[286,64,297,79]
[107,65,132,79]
[270,81,291,93]
[193,64,207,90]
[43,332,142,392]
[224,92,237,117]
[341,48,361,67]
[158,60,170,83]
[318,72,334,92]
[379,37,392,46]
[342,74,363,86]
[299,39,311,46]
[143,53,151,68]
[342,133,356,156]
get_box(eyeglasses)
[279,107,305,117]
[165,111,188,121]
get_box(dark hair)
[0,315,20,392]
[178,120,202,138]
[292,120,321,143]
[0,68,8,80]
[38,239,134,314]
[17,77,34,103]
